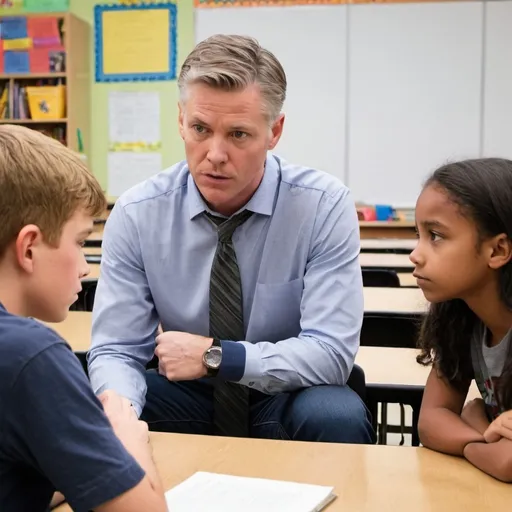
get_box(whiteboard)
[482,1,512,159]
[195,6,348,182]
[348,2,483,206]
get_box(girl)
[412,158,512,482]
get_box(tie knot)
[206,210,254,242]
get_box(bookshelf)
[0,12,90,155]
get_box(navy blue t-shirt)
[0,303,145,512]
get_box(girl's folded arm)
[419,367,484,456]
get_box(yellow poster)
[95,3,177,82]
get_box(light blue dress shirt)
[88,154,364,416]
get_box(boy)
[0,125,167,512]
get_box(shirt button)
[248,381,255,387]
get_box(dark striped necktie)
[206,209,253,437]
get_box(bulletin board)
[94,2,177,82]
[195,0,344,6]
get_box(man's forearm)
[419,408,485,456]
[464,438,512,482]
[88,356,148,417]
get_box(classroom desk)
[398,273,417,287]
[359,220,416,240]
[84,247,102,256]
[55,430,512,512]
[84,231,103,247]
[359,252,414,272]
[360,238,417,254]
[84,246,102,264]
[46,313,469,448]
[364,287,427,315]
[83,264,100,281]
[83,245,415,270]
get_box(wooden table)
[55,431,512,512]
[84,247,102,256]
[360,238,417,253]
[359,220,416,239]
[54,288,429,352]
[85,231,103,247]
[360,252,414,272]
[364,287,427,315]
[398,273,417,287]
[83,264,100,281]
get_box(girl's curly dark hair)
[416,158,512,410]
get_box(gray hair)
[178,34,287,123]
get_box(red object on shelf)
[29,48,50,73]
[27,17,60,42]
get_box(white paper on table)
[107,151,162,197]
[164,471,336,512]
[108,91,160,145]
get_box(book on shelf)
[0,79,65,121]
[0,16,66,74]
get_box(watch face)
[205,346,222,369]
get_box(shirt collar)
[187,154,280,220]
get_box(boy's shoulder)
[0,306,66,386]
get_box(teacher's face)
[179,83,284,216]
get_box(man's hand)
[484,409,512,443]
[155,331,213,381]
[461,398,490,436]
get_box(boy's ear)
[15,225,42,273]
[488,233,512,270]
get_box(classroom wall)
[69,0,194,190]
[0,0,194,190]
[196,1,512,206]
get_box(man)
[89,34,374,444]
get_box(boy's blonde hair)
[0,125,106,257]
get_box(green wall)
[1,0,195,191]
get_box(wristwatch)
[203,338,222,377]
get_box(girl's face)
[410,184,493,303]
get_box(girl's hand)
[461,398,490,435]
[484,410,512,443]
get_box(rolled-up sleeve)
[87,202,159,416]
[238,188,363,393]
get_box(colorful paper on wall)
[108,152,162,197]
[23,0,69,12]
[108,91,162,196]
[108,91,161,148]
[95,3,177,82]
[195,0,345,6]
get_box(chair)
[362,269,400,288]
[360,314,420,349]
[360,314,422,445]
[71,280,97,312]
[346,363,366,403]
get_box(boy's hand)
[461,398,490,436]
[484,410,512,444]
[99,390,149,448]
[50,491,65,509]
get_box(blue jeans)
[141,370,376,444]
